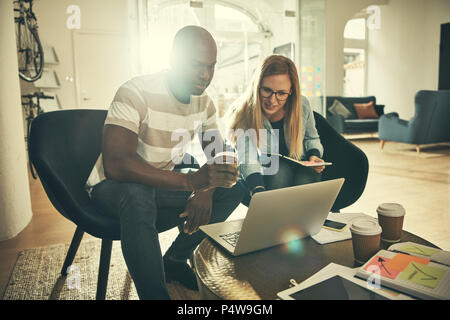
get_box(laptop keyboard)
[219,231,240,247]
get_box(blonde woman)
[227,54,325,203]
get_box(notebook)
[355,243,450,300]
[266,152,332,167]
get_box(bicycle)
[14,0,44,82]
[21,92,54,178]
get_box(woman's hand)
[309,155,325,174]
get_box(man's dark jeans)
[91,176,245,300]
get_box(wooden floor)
[1,138,449,298]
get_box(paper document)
[277,263,414,300]
[311,212,376,245]
[357,250,450,299]
[388,242,450,267]
[263,153,332,167]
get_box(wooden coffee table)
[193,230,439,300]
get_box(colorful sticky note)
[301,83,306,89]
[317,84,321,89]
[316,76,321,82]
[315,91,321,97]
[398,262,446,289]
[307,76,312,82]
[308,83,313,88]
[307,91,312,97]
[308,66,313,72]
[364,255,401,280]
[398,245,440,257]
[317,67,321,72]
[301,66,306,73]
[386,253,430,272]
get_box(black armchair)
[28,109,198,299]
[314,112,369,211]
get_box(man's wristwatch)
[250,185,265,196]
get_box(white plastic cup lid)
[376,203,405,217]
[214,151,237,158]
[350,218,382,236]
[213,151,237,164]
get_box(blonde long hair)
[227,54,303,159]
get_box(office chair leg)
[96,239,113,300]
[61,227,84,276]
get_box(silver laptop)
[200,178,345,256]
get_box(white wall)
[367,0,450,119]
[20,0,129,108]
[0,0,33,240]
[325,0,388,96]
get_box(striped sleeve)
[104,82,147,134]
[202,98,219,131]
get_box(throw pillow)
[353,101,379,119]
[328,99,352,119]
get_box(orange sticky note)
[386,253,430,272]
[364,256,400,279]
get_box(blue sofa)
[325,96,385,134]
[379,90,450,152]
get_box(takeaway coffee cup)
[350,218,382,264]
[377,203,405,243]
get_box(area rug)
[2,238,200,300]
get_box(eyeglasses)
[259,86,291,101]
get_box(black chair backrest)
[29,109,120,239]
[313,112,369,211]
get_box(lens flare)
[278,227,305,256]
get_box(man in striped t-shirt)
[87,26,245,299]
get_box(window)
[144,1,266,121]
[343,18,367,97]
[344,18,366,40]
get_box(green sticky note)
[399,262,446,289]
[399,245,439,257]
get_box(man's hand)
[179,189,214,234]
[309,155,325,174]
[187,159,239,192]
